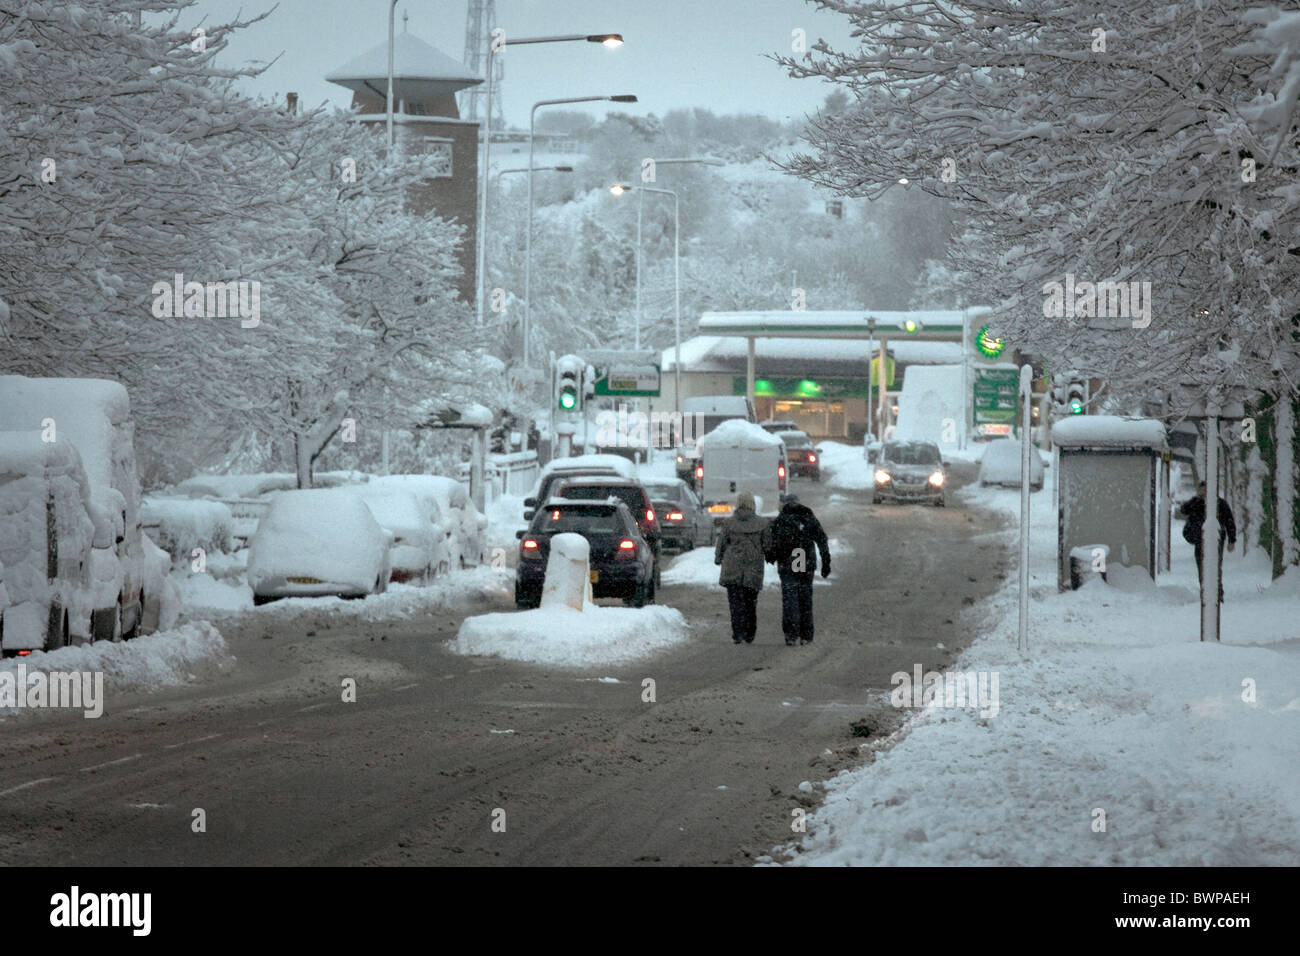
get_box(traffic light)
[1050,373,1087,415]
[555,354,585,414]
[1066,379,1087,415]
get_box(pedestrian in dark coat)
[1178,481,1236,604]
[714,490,768,644]
[764,494,831,645]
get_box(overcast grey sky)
[189,0,854,126]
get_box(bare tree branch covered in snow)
[0,0,487,487]
[777,0,1300,408]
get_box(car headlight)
[929,471,945,486]
[874,470,892,484]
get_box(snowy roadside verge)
[0,622,233,718]
[452,604,690,668]
[780,483,1300,866]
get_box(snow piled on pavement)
[0,623,232,713]
[816,441,873,491]
[784,482,1300,866]
[452,604,690,667]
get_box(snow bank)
[815,441,874,491]
[0,622,232,713]
[894,364,964,453]
[783,481,1300,866]
[141,497,234,559]
[452,603,690,667]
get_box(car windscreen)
[534,506,624,535]
[641,483,680,500]
[883,443,941,465]
[559,484,645,515]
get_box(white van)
[677,395,756,480]
[0,376,155,642]
[0,432,103,653]
[695,419,786,522]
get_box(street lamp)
[610,184,682,412]
[475,32,626,328]
[386,0,401,149]
[524,94,637,368]
[622,157,723,352]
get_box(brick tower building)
[326,30,483,302]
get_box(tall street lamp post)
[475,32,624,328]
[525,94,637,367]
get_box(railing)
[458,450,539,501]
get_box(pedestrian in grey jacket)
[714,490,769,644]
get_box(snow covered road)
[0,465,1009,865]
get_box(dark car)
[873,440,947,506]
[552,476,662,583]
[640,477,713,552]
[777,430,820,480]
[514,500,655,608]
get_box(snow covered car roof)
[0,376,130,505]
[538,454,638,481]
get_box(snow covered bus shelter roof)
[1051,416,1168,451]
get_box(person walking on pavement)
[764,493,831,645]
[714,490,769,644]
[1178,481,1236,604]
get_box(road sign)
[592,363,660,397]
[973,367,1020,434]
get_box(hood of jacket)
[779,502,815,521]
[729,510,768,533]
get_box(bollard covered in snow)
[541,532,591,611]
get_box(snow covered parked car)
[247,490,391,605]
[0,431,101,654]
[348,483,452,584]
[978,438,1045,491]
[0,376,158,642]
[372,475,486,568]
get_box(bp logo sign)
[975,325,1005,358]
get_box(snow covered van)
[0,431,102,653]
[0,376,156,643]
[694,419,786,521]
[676,395,756,481]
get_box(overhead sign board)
[593,364,660,397]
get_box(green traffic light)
[559,390,577,410]
[1069,399,1083,414]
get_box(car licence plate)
[589,570,599,583]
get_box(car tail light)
[551,509,561,520]
[521,538,540,557]
[808,454,816,463]
[666,511,684,521]
[695,464,703,480]
[618,539,637,553]
[17,649,31,657]
[646,508,655,523]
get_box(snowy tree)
[779,0,1300,568]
